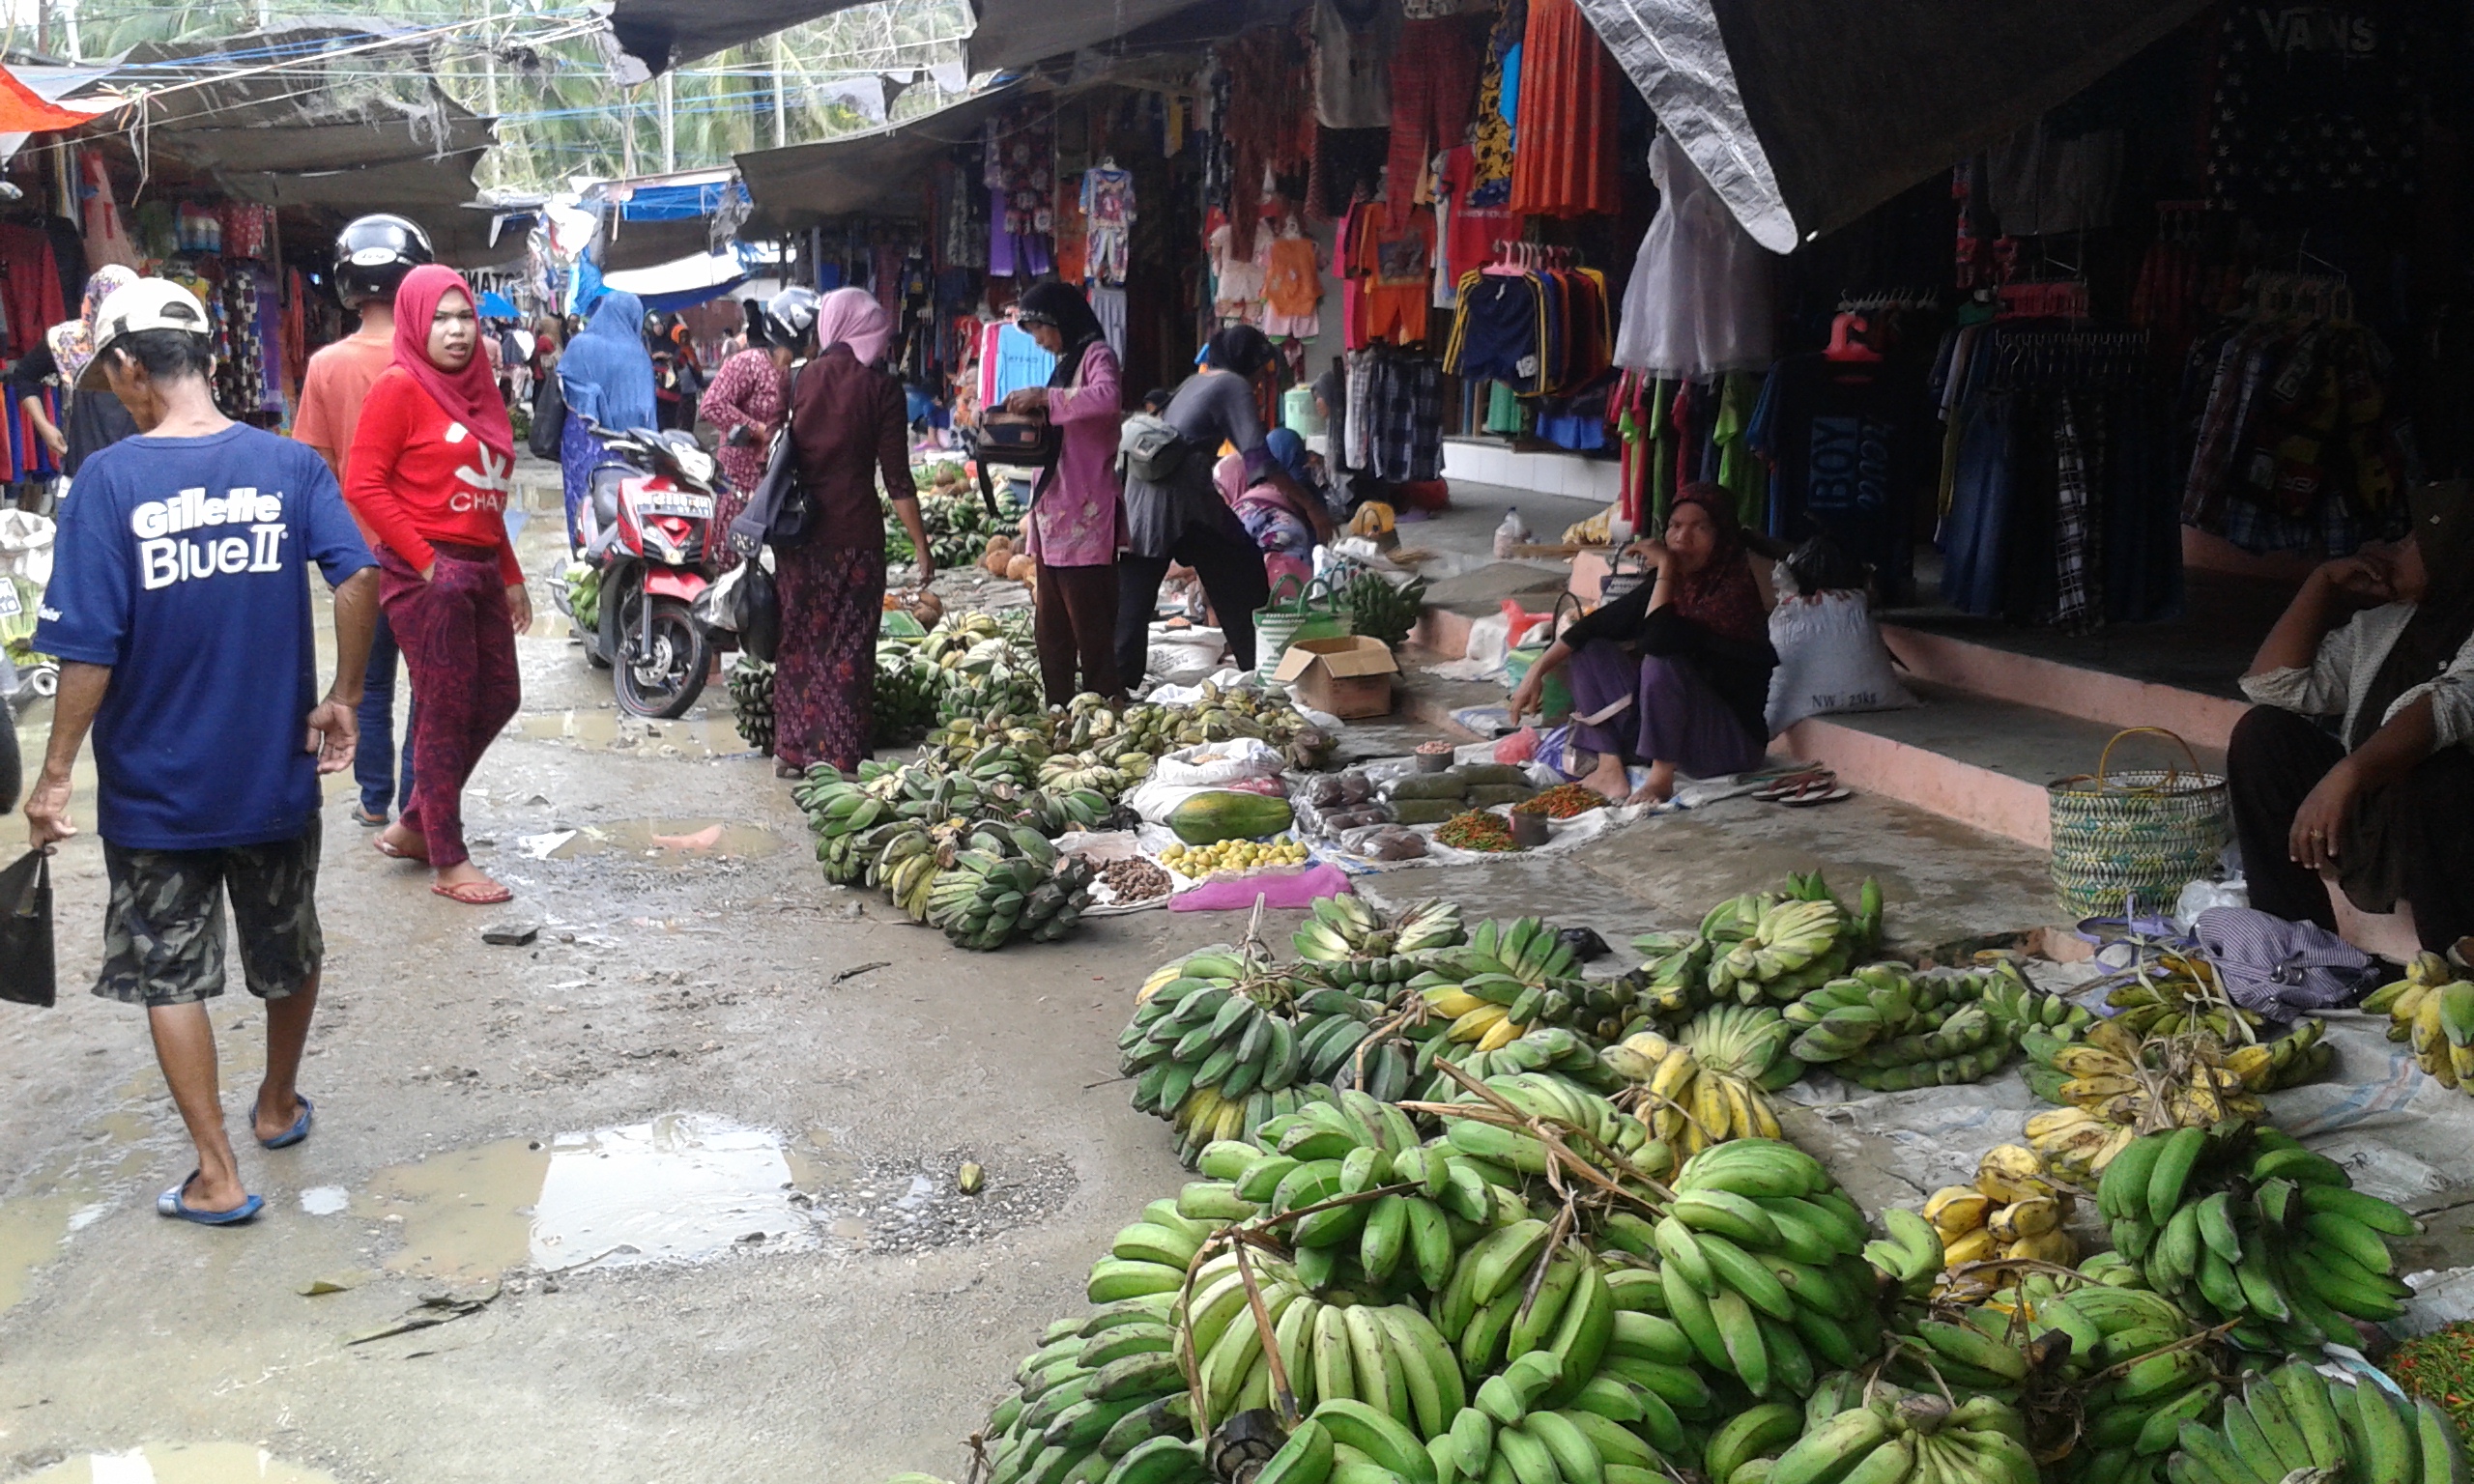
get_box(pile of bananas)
[1122,951,1396,1162]
[1705,875,1884,1001]
[1417,1350,1672,1484]
[2172,1359,2469,1484]
[1782,965,2010,1092]
[1420,1026,1623,1103]
[1917,1143,2080,1283]
[725,656,775,754]
[1598,1008,1797,1155]
[1974,961,2097,1042]
[2098,1122,2417,1352]
[924,842,1095,951]
[1754,1373,2032,1484]
[1171,1249,1465,1438]
[1639,1139,1884,1399]
[873,646,944,745]
[1429,1072,1674,1188]
[1334,569,1430,650]
[2364,950,2474,1088]
[2098,958,2266,1042]
[1292,897,1466,990]
[2023,1104,2139,1186]
[2020,1017,2270,1128]
[982,1283,1197,1484]
[2017,1277,2226,1477]
[1416,919,1625,1052]
[881,471,1021,571]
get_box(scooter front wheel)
[613,594,709,719]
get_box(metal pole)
[771,36,788,150]
[659,71,676,174]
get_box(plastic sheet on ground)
[1282,753,1654,876]
[1054,830,1172,916]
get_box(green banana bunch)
[1620,932,1716,1020]
[1861,1209,1945,1300]
[1121,953,1394,1166]
[1424,1026,1625,1105]
[1424,1349,1676,1484]
[1757,1375,2030,1484]
[982,1264,1201,1484]
[1293,896,1467,990]
[1434,1073,1673,1187]
[725,655,775,753]
[1973,959,2096,1042]
[1640,1138,1881,1398]
[1698,889,1865,1006]
[2096,1123,2419,1353]
[924,848,1094,951]
[2218,1016,2334,1094]
[1416,918,1638,1051]
[1783,963,2020,1091]
[2102,975,2266,1042]
[2170,1361,2467,1484]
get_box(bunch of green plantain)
[1419,1026,1625,1105]
[1405,1346,1680,1484]
[1782,963,2012,1093]
[725,655,775,753]
[925,841,1096,951]
[2171,1359,2471,1484]
[2098,1122,2419,1353]
[1750,1373,2033,1484]
[1293,895,1468,991]
[1415,918,1625,1051]
[1119,947,1395,1165]
[1632,1138,1884,1400]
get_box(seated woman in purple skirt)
[1506,485,1778,804]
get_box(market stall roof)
[602,247,751,312]
[598,0,1233,76]
[58,25,497,259]
[1572,0,2210,252]
[734,81,1031,231]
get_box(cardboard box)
[1273,635,1399,719]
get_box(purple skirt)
[1565,641,1767,778]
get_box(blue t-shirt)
[35,424,375,850]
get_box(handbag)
[967,407,1058,522]
[728,376,816,555]
[0,848,54,1008]
[2193,906,2382,1021]
[1117,412,1190,485]
[528,373,565,460]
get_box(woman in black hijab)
[2230,480,2474,950]
[1001,281,1127,702]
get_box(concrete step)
[1882,623,2249,754]
[1777,680,2227,853]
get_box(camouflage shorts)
[97,822,325,1008]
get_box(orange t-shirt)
[292,331,395,482]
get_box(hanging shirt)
[1615,133,1776,380]
[1314,0,1399,129]
[35,426,374,850]
[1746,354,1921,572]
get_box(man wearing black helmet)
[294,214,432,831]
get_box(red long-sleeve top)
[343,366,523,585]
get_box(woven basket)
[1254,575,1351,685]
[2048,727,2231,920]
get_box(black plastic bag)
[733,559,781,665]
[1556,926,1612,962]
[1784,531,1871,596]
[528,373,566,461]
[0,848,54,1008]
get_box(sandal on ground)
[373,835,427,862]
[433,879,514,905]
[1779,780,1854,807]
[158,1173,263,1226]
[1753,769,1833,802]
[258,1095,313,1151]
[351,806,389,828]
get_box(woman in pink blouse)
[1002,281,1127,702]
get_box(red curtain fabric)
[1506,0,1620,218]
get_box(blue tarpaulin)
[477,291,520,320]
[618,181,734,221]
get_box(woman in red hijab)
[345,264,531,903]
[1507,484,1778,803]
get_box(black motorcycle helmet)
[332,214,434,309]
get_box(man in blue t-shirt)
[24,279,378,1227]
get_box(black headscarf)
[741,300,772,350]
[1019,280,1106,389]
[1205,324,1276,378]
[2355,480,2474,749]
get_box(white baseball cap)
[79,279,213,390]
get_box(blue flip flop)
[259,1095,313,1151]
[158,1173,264,1226]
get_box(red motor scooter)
[560,421,720,718]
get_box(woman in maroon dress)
[697,302,791,571]
[769,287,932,779]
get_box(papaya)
[1165,790,1296,845]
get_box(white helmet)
[766,287,820,340]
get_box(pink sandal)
[432,880,513,905]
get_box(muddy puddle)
[518,818,784,863]
[363,1113,817,1278]
[7,1443,338,1483]
[509,709,746,758]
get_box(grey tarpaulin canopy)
[734,81,1036,231]
[599,0,1235,76]
[76,26,497,261]
[1570,0,2211,251]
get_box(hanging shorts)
[1449,273,1539,384]
[95,821,325,1008]
[1364,285,1430,346]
